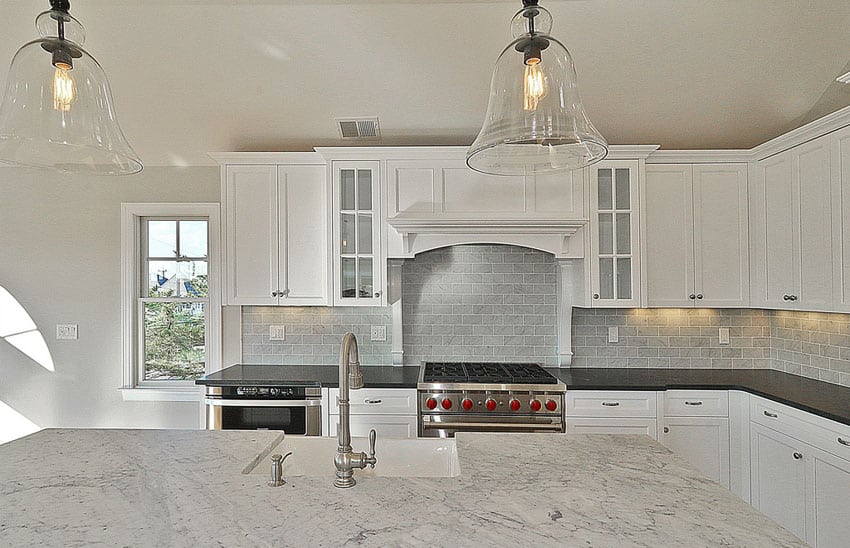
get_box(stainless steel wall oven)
[204,385,322,435]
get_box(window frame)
[120,203,221,401]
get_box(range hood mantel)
[387,215,587,258]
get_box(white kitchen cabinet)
[644,164,748,307]
[830,125,850,312]
[566,390,659,439]
[588,160,642,307]
[661,390,731,488]
[751,423,809,540]
[331,161,385,306]
[750,135,834,311]
[222,162,329,306]
[810,447,850,548]
[326,388,418,438]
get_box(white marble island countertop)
[0,429,801,547]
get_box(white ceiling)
[1,0,849,167]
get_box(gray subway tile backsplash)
[241,244,850,388]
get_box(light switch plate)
[719,327,730,345]
[607,326,619,343]
[370,325,387,342]
[269,325,286,341]
[56,324,78,340]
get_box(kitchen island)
[0,429,801,546]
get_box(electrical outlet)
[608,326,619,343]
[269,325,286,341]
[370,325,387,342]
[719,327,730,345]
[56,324,78,340]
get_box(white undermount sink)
[247,436,460,478]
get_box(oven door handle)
[204,399,322,408]
[421,420,563,431]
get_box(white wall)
[0,165,220,436]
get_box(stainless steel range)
[417,362,565,437]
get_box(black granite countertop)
[195,364,420,389]
[197,365,849,426]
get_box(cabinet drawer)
[664,390,728,417]
[567,391,658,418]
[566,418,658,440]
[751,395,850,461]
[327,414,418,438]
[327,388,417,415]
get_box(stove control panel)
[419,391,563,415]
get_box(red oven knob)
[441,398,453,410]
[545,399,558,412]
[461,398,473,410]
[509,399,521,411]
[530,399,542,412]
[485,398,497,411]
[426,397,438,410]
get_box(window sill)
[119,387,203,402]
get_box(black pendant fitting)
[50,0,71,12]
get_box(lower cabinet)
[661,416,730,488]
[810,447,850,548]
[566,418,657,438]
[325,388,418,439]
[566,391,660,439]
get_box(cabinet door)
[327,414,418,438]
[750,424,808,540]
[752,151,798,308]
[332,161,383,306]
[278,165,329,305]
[692,164,749,307]
[644,165,695,307]
[795,138,834,311]
[810,448,850,548]
[224,165,278,305]
[662,417,730,487]
[566,418,658,439]
[589,161,641,307]
[832,126,850,311]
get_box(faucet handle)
[368,428,377,469]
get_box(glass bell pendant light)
[467,0,607,176]
[0,0,142,175]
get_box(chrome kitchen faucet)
[334,332,377,488]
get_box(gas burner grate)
[422,361,559,384]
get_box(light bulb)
[53,66,75,112]
[523,60,546,111]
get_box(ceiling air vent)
[336,117,381,140]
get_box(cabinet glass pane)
[597,169,613,210]
[598,213,613,254]
[599,258,614,299]
[358,214,372,254]
[359,257,373,297]
[615,168,630,210]
[148,220,176,257]
[617,258,632,300]
[341,170,356,210]
[341,257,356,298]
[616,213,631,254]
[341,214,355,253]
[357,170,372,210]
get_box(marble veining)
[0,429,803,546]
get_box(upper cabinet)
[644,164,749,307]
[750,135,834,311]
[331,161,384,306]
[586,160,642,307]
[830,126,850,312]
[221,161,329,306]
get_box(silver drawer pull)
[364,399,382,405]
[839,437,850,447]
[763,410,778,418]
[793,452,803,460]
[684,401,703,406]
[601,402,620,407]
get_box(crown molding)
[751,105,850,161]
[207,152,324,165]
[646,149,752,164]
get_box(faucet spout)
[334,332,376,488]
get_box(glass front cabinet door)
[589,160,641,307]
[331,161,384,306]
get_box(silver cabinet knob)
[663,426,669,433]
[689,294,696,300]
[793,452,803,460]
[593,293,600,299]
[271,291,278,297]
[763,410,778,418]
[696,294,703,300]
[790,295,798,301]
[374,291,382,298]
